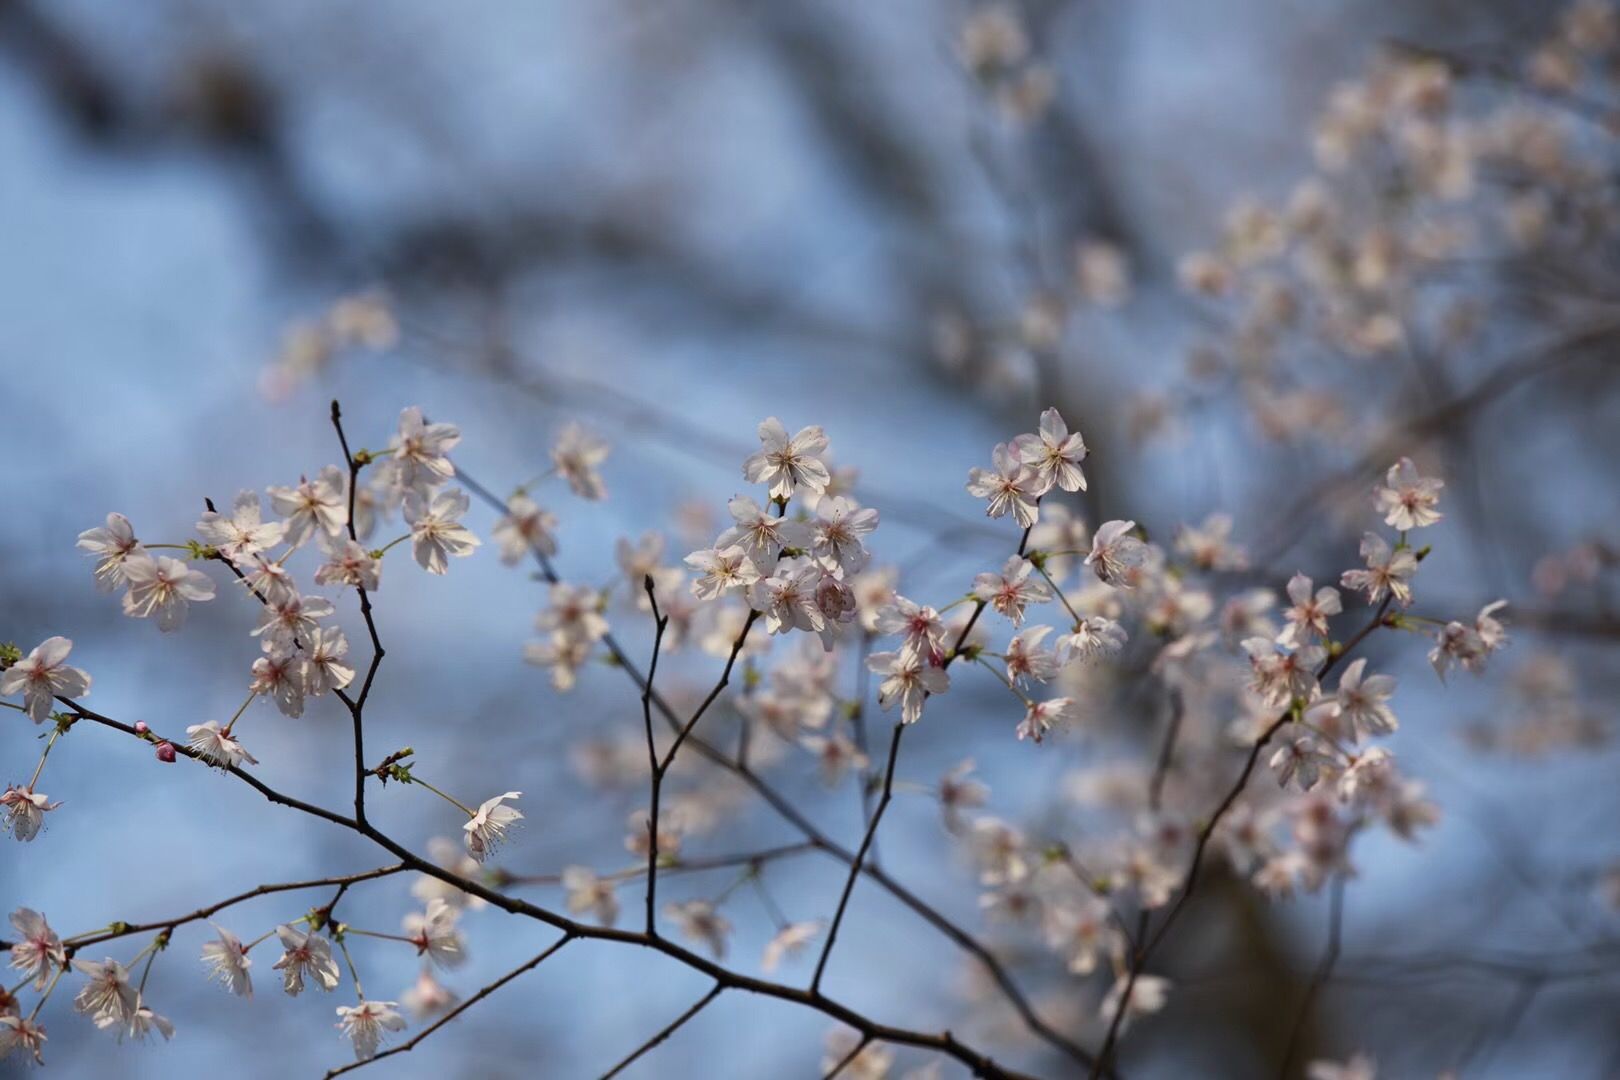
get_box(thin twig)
[599,983,724,1079]
[324,934,575,1078]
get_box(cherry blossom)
[552,423,611,501]
[1374,457,1444,530]
[121,553,216,631]
[185,721,258,769]
[663,899,732,959]
[252,591,335,651]
[808,496,879,575]
[268,466,348,547]
[304,627,356,696]
[238,552,297,606]
[1085,520,1147,588]
[1013,407,1089,493]
[1003,625,1060,686]
[412,838,489,913]
[800,730,868,786]
[561,866,620,927]
[404,488,481,574]
[761,921,822,972]
[123,998,176,1044]
[1269,736,1338,791]
[1,788,58,843]
[335,999,406,1062]
[403,898,466,969]
[1043,898,1120,976]
[75,512,142,592]
[1099,973,1170,1032]
[492,493,558,564]
[1307,658,1398,739]
[1,637,90,722]
[1340,532,1418,606]
[0,1016,47,1065]
[388,406,461,495]
[272,924,341,996]
[8,909,64,990]
[315,536,382,592]
[402,970,457,1020]
[1016,697,1081,743]
[250,647,306,718]
[1280,573,1342,646]
[1175,512,1247,571]
[867,650,949,725]
[874,595,947,663]
[743,417,831,500]
[71,958,138,1029]
[715,495,811,572]
[965,442,1042,527]
[536,583,610,643]
[971,556,1052,626]
[938,759,989,833]
[200,926,253,997]
[1243,637,1326,708]
[196,491,286,562]
[1055,616,1128,663]
[749,560,827,637]
[524,631,595,691]
[684,545,761,601]
[463,791,523,862]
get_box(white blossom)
[867,650,949,725]
[185,721,258,769]
[966,442,1042,527]
[1,636,89,722]
[1374,457,1443,530]
[389,406,461,495]
[405,487,481,574]
[1340,532,1418,606]
[403,899,466,969]
[663,899,732,959]
[76,512,142,592]
[197,491,286,562]
[1085,520,1147,588]
[493,493,558,564]
[463,791,523,863]
[200,926,253,997]
[1014,407,1089,493]
[121,553,216,631]
[761,921,822,973]
[272,924,341,996]
[8,909,64,991]
[268,466,349,547]
[335,999,406,1062]
[1,787,57,843]
[552,423,611,501]
[809,496,879,575]
[743,417,831,500]
[972,556,1052,626]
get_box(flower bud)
[134,721,150,735]
[155,741,177,763]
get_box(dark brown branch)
[454,468,1097,1072]
[68,695,1045,1080]
[61,864,406,955]
[1091,596,1396,1076]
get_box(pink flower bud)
[155,741,177,763]
[134,721,150,735]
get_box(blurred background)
[3,0,1619,1077]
